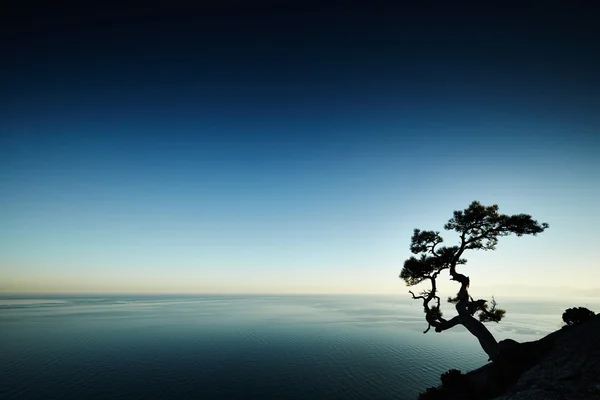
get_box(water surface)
[0,294,576,399]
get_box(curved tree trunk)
[434,308,501,361]
[450,266,501,362]
[460,315,500,361]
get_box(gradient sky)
[1,2,599,296]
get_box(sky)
[1,2,599,296]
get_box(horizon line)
[1,291,599,300]
[0,291,401,296]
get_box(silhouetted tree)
[418,369,470,399]
[400,201,548,362]
[440,369,467,390]
[562,307,595,326]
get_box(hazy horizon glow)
[1,4,599,296]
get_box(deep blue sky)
[1,2,599,294]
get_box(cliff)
[421,314,600,399]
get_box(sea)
[1,294,595,400]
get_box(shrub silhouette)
[440,369,467,389]
[562,307,595,326]
[418,386,443,400]
[418,369,470,399]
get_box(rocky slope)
[421,314,600,399]
[494,313,600,399]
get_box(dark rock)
[419,314,600,400]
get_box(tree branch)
[408,274,447,333]
[408,291,426,301]
[433,316,462,332]
[429,238,441,258]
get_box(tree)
[562,307,595,326]
[399,201,548,362]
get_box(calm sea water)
[0,294,587,400]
